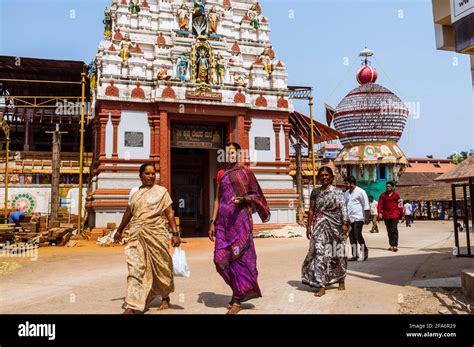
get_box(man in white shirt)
[404,201,413,227]
[369,195,379,233]
[344,176,370,261]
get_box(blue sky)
[0,0,472,158]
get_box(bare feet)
[157,297,170,311]
[338,281,346,291]
[227,303,242,315]
[227,301,234,310]
[314,287,326,297]
[123,308,135,315]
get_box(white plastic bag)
[172,247,190,277]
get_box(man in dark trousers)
[344,176,370,261]
[378,182,405,252]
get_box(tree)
[448,151,468,164]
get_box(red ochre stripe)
[342,131,402,137]
[334,108,409,117]
[346,91,397,96]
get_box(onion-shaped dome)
[333,83,409,146]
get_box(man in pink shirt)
[377,181,405,252]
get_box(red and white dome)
[333,83,409,146]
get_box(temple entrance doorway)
[170,123,224,237]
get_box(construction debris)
[0,261,21,275]
[96,229,127,246]
[256,225,305,239]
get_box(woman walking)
[302,167,350,297]
[209,143,270,314]
[115,163,181,314]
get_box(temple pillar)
[237,115,245,149]
[283,123,291,162]
[159,110,170,190]
[98,114,109,160]
[148,113,156,160]
[272,120,282,162]
[111,113,121,159]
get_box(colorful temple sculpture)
[88,0,298,235]
[332,49,410,198]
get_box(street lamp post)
[309,96,317,187]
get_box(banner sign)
[452,0,474,23]
[171,125,224,149]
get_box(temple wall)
[117,110,151,159]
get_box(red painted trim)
[334,108,409,117]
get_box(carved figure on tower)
[215,53,226,85]
[128,0,141,15]
[157,66,172,81]
[196,48,211,84]
[190,38,215,84]
[103,7,113,39]
[247,4,260,29]
[208,6,221,35]
[259,49,273,76]
[192,0,208,37]
[176,53,190,82]
[119,33,136,63]
[177,3,190,32]
[233,72,246,87]
[87,61,97,91]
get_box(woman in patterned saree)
[115,164,181,314]
[209,142,270,314]
[302,166,350,297]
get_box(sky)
[0,0,473,158]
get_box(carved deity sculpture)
[129,0,141,15]
[233,72,246,87]
[259,49,273,76]
[103,7,113,39]
[192,0,207,37]
[87,61,97,90]
[177,53,190,82]
[208,6,221,35]
[247,4,260,29]
[119,33,137,63]
[196,47,211,84]
[157,66,172,81]
[215,53,226,85]
[177,4,190,31]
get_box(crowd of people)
[112,143,414,314]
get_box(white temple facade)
[87,0,299,236]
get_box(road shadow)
[146,298,185,311]
[197,292,255,310]
[287,245,473,291]
[287,280,341,293]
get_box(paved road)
[0,221,454,314]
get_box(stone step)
[461,269,474,299]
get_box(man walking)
[378,182,405,252]
[369,195,379,233]
[404,201,413,227]
[411,201,417,224]
[344,176,370,261]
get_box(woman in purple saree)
[209,143,270,314]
